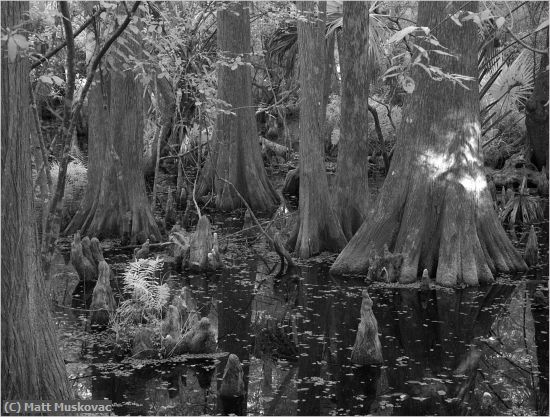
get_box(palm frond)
[483,49,535,118]
[499,178,544,225]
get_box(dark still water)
[54,252,549,416]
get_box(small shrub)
[499,178,544,225]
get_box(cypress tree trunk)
[199,1,279,212]
[1,1,72,400]
[289,1,347,258]
[66,28,160,244]
[334,1,370,240]
[331,1,527,285]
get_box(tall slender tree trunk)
[66,27,160,244]
[525,31,548,170]
[1,1,72,400]
[199,1,279,212]
[333,1,370,240]
[331,1,527,286]
[289,1,347,258]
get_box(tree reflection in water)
[57,259,547,416]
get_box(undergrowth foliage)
[499,179,544,225]
[111,258,169,333]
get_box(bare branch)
[505,26,549,55]
[31,6,106,70]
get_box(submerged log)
[524,225,539,267]
[188,216,223,271]
[219,354,245,414]
[90,260,116,327]
[351,290,383,365]
[71,231,98,282]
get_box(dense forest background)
[1,1,548,415]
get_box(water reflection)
[53,257,548,416]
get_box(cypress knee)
[351,290,383,365]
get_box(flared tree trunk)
[289,1,347,258]
[525,33,548,170]
[199,2,279,212]
[1,1,72,400]
[331,1,527,286]
[334,1,370,240]
[66,31,160,244]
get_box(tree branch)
[30,6,106,70]
[368,104,390,173]
[505,26,549,55]
[214,174,295,267]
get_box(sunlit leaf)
[387,26,418,44]
[450,12,462,26]
[12,33,28,49]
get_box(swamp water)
[51,222,549,416]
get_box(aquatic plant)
[110,257,170,341]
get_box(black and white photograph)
[1,0,549,415]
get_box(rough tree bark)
[199,2,279,212]
[331,1,527,286]
[1,1,72,400]
[334,1,370,240]
[525,32,549,170]
[288,1,347,258]
[65,24,160,244]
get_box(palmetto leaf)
[481,49,535,119]
[499,190,544,225]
